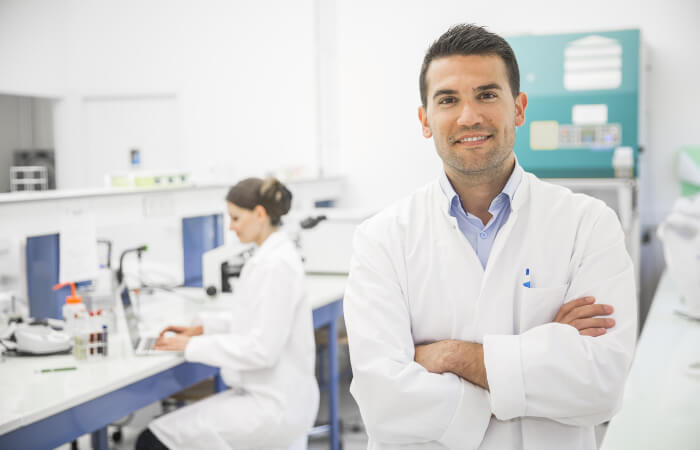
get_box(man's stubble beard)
[438,140,514,186]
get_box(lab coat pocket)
[519,284,568,332]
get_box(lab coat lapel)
[431,184,485,339]
[434,186,485,275]
[481,173,531,290]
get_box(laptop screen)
[120,287,142,349]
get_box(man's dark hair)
[419,24,520,107]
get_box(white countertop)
[0,183,227,205]
[0,274,346,435]
[0,176,346,205]
[601,272,700,449]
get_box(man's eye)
[438,96,457,105]
[479,92,497,100]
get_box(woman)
[137,177,319,450]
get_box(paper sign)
[59,211,99,283]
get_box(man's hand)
[554,296,615,337]
[158,325,203,337]
[414,341,451,374]
[415,340,489,390]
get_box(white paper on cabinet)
[59,211,99,283]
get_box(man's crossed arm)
[414,296,615,389]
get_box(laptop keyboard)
[142,337,157,350]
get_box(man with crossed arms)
[344,24,636,450]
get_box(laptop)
[120,287,175,356]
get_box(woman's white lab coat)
[344,172,637,450]
[151,231,319,450]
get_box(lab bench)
[0,274,346,450]
[600,272,700,449]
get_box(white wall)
[0,0,319,189]
[3,0,692,223]
[331,0,700,226]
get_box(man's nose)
[456,102,481,127]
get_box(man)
[343,24,636,450]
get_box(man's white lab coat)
[151,231,319,450]
[344,172,637,450]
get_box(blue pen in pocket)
[523,268,531,288]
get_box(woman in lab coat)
[136,177,319,450]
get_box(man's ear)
[418,106,432,138]
[514,92,528,127]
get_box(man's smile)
[451,133,493,147]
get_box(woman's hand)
[158,325,203,337]
[154,334,192,351]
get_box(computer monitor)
[182,214,224,287]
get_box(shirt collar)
[438,160,524,216]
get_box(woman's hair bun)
[226,176,292,226]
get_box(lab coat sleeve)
[184,260,302,371]
[483,206,637,425]
[194,311,233,334]
[345,224,492,448]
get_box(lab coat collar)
[437,159,527,217]
[251,229,289,261]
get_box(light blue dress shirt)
[439,163,523,269]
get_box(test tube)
[103,325,108,356]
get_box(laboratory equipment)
[291,209,373,274]
[506,29,644,293]
[202,243,253,297]
[73,315,108,360]
[10,166,48,192]
[182,214,225,287]
[13,322,72,355]
[677,147,700,196]
[13,149,55,189]
[54,282,87,321]
[26,233,69,319]
[506,29,641,178]
[657,195,700,318]
[84,241,118,331]
[53,281,89,344]
[105,169,191,188]
[116,245,148,284]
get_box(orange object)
[52,282,83,304]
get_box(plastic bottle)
[53,282,88,336]
[72,314,88,360]
[612,146,634,178]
